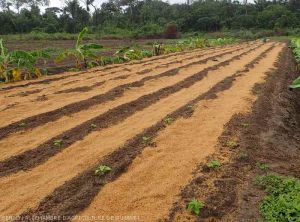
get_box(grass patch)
[256,174,300,222]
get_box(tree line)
[0,0,300,36]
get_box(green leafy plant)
[226,140,239,148]
[289,38,300,89]
[53,139,63,147]
[256,174,300,221]
[289,76,300,89]
[187,198,205,215]
[142,136,151,143]
[207,160,221,169]
[18,122,26,127]
[164,116,174,125]
[0,39,49,82]
[95,165,112,176]
[187,104,195,110]
[56,27,103,69]
[90,123,97,129]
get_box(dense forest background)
[0,0,300,38]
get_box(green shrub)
[256,174,300,222]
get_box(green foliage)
[18,122,26,127]
[53,139,63,147]
[290,77,300,89]
[95,165,111,176]
[187,198,205,215]
[207,160,221,169]
[90,123,97,129]
[289,38,300,89]
[164,116,174,125]
[56,27,103,69]
[114,46,152,62]
[0,39,50,82]
[256,174,300,222]
[133,23,163,38]
[142,136,152,144]
[0,0,300,38]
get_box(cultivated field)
[0,41,298,221]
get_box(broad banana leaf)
[81,43,103,50]
[289,76,300,89]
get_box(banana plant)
[289,38,300,89]
[56,27,103,69]
[289,76,300,89]
[0,39,11,82]
[0,39,50,82]
[10,50,50,80]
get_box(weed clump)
[256,174,300,221]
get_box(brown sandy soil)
[74,44,283,221]
[0,41,294,222]
[161,45,300,222]
[0,43,250,127]
[0,43,264,161]
[0,42,273,216]
[0,43,240,109]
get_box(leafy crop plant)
[56,27,103,69]
[0,39,50,82]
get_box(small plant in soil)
[226,140,239,148]
[53,139,63,147]
[95,165,111,176]
[256,162,269,171]
[90,123,97,129]
[18,122,26,127]
[207,160,221,170]
[164,116,174,125]
[187,104,195,111]
[142,136,151,143]
[187,198,205,215]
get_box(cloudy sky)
[49,0,255,8]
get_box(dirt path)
[0,42,288,222]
